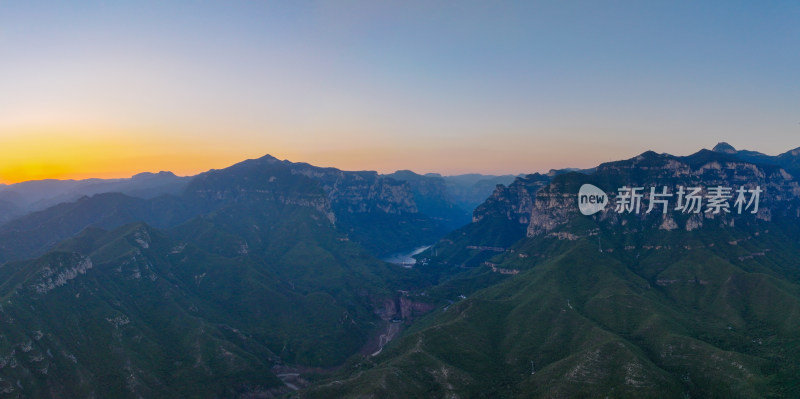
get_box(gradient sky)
[1,1,798,183]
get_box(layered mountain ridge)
[526,148,800,238]
[0,172,190,223]
[300,143,800,398]
[0,155,448,264]
[0,153,513,398]
[2,144,800,398]
[0,180,431,397]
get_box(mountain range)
[0,172,190,224]
[1,143,799,398]
[299,143,800,398]
[0,154,510,398]
[0,156,518,267]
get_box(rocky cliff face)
[472,173,551,225]
[29,253,93,295]
[291,164,418,215]
[376,295,437,321]
[526,177,582,237]
[186,155,420,223]
[526,150,800,236]
[186,155,437,256]
[383,170,449,204]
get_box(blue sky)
[0,1,798,181]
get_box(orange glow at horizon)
[0,130,273,184]
[0,127,625,185]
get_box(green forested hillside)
[298,148,800,398]
[300,218,800,398]
[0,177,428,398]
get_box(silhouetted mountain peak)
[547,167,591,177]
[131,171,177,179]
[634,150,664,160]
[387,170,424,180]
[712,142,737,154]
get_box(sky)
[1,1,799,183]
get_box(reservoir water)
[382,245,431,267]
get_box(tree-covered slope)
[0,176,427,398]
[300,219,800,398]
[299,146,800,398]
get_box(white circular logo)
[577,184,608,216]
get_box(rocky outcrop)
[290,163,418,215]
[473,174,550,224]
[527,188,576,236]
[383,170,449,207]
[185,155,439,255]
[187,155,421,224]
[29,254,93,295]
[525,150,800,236]
[376,296,436,321]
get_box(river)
[382,245,431,267]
